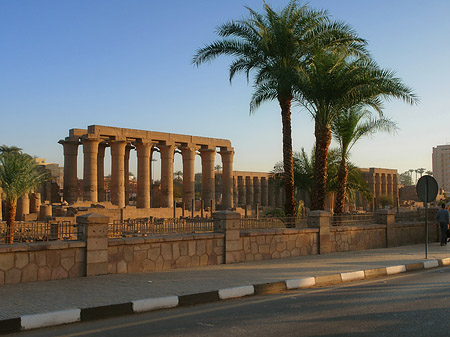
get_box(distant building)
[432,145,450,191]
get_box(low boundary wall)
[0,210,439,285]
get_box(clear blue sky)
[1,0,449,179]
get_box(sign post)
[416,175,439,259]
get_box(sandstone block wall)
[0,241,85,285]
[240,228,318,262]
[331,225,386,252]
[107,233,224,274]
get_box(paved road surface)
[10,267,450,337]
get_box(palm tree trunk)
[278,97,296,217]
[6,200,16,244]
[312,122,331,210]
[334,158,348,214]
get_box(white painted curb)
[341,271,365,282]
[132,296,179,313]
[424,260,439,269]
[386,265,406,275]
[21,309,80,330]
[441,258,450,266]
[285,277,316,290]
[218,285,254,300]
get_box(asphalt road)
[9,267,450,337]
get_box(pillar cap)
[375,209,396,215]
[213,210,241,220]
[77,213,110,224]
[309,210,331,217]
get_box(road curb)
[2,257,449,334]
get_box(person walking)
[435,204,450,246]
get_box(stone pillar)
[149,148,155,207]
[238,176,246,206]
[253,177,261,207]
[97,143,107,202]
[136,142,152,209]
[375,209,396,247]
[199,148,215,210]
[82,137,100,202]
[16,194,30,221]
[268,178,275,207]
[232,176,238,209]
[160,144,174,208]
[387,174,393,197]
[181,146,196,210]
[39,204,52,221]
[368,173,375,211]
[30,193,41,213]
[375,173,381,208]
[59,139,79,204]
[213,211,241,264]
[308,210,331,254]
[220,149,234,210]
[111,140,127,208]
[44,180,52,203]
[393,174,399,207]
[261,177,269,207]
[124,144,132,206]
[245,176,253,206]
[77,213,109,277]
[381,173,387,196]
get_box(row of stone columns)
[60,137,235,210]
[233,176,284,208]
[367,172,399,210]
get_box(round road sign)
[416,175,438,203]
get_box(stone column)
[375,173,381,209]
[82,137,101,202]
[149,148,155,207]
[261,177,269,207]
[393,174,399,207]
[238,176,246,206]
[253,177,261,206]
[59,139,79,204]
[387,174,393,197]
[181,146,196,210]
[220,149,234,210]
[199,148,215,210]
[30,193,41,213]
[136,142,152,209]
[77,213,109,277]
[308,210,331,254]
[213,211,241,264]
[381,173,387,196]
[368,173,375,211]
[97,143,107,202]
[160,144,174,208]
[245,176,253,206]
[111,140,127,208]
[232,176,238,208]
[268,178,275,207]
[16,194,30,221]
[124,144,132,206]
[375,209,396,247]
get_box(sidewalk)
[1,243,450,333]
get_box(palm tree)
[408,169,414,184]
[426,170,433,176]
[332,107,398,214]
[192,1,367,216]
[294,51,418,210]
[0,147,48,243]
[272,147,371,210]
[417,168,425,180]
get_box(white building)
[432,145,450,192]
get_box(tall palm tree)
[0,148,48,243]
[295,51,418,210]
[417,168,425,178]
[192,1,367,216]
[332,107,398,214]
